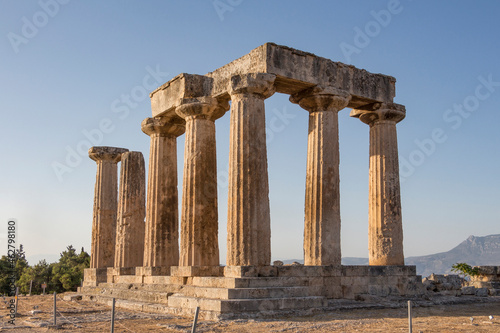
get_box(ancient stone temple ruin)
[81,43,423,319]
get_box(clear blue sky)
[1,1,499,264]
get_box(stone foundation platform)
[80,265,423,319]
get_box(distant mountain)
[278,234,500,278]
[406,234,500,277]
[342,257,369,265]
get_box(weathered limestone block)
[472,266,500,281]
[323,277,342,298]
[470,266,500,289]
[489,289,500,296]
[422,274,464,293]
[114,151,146,268]
[351,103,406,265]
[366,265,416,277]
[262,43,396,104]
[476,287,489,297]
[290,85,351,266]
[404,276,425,295]
[170,266,224,277]
[342,265,368,276]
[135,266,171,277]
[141,117,185,268]
[88,146,128,268]
[368,284,398,297]
[226,73,276,266]
[106,267,115,283]
[176,96,229,266]
[224,266,279,278]
[461,286,476,295]
[83,267,108,287]
[150,74,215,118]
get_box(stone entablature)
[150,43,396,119]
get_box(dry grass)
[1,294,499,332]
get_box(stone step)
[97,283,181,293]
[81,294,222,320]
[191,276,325,288]
[178,285,324,299]
[82,286,172,304]
[168,294,328,313]
[85,283,323,301]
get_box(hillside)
[406,234,500,277]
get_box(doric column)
[114,151,146,268]
[175,97,228,266]
[88,146,128,268]
[290,86,351,266]
[141,117,185,268]
[226,73,276,266]
[351,103,406,265]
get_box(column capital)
[141,117,185,137]
[351,102,406,125]
[229,73,276,99]
[290,85,351,112]
[175,96,229,121]
[88,146,128,163]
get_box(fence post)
[29,280,32,296]
[53,292,57,326]
[110,298,116,333]
[191,306,200,333]
[408,300,412,333]
[14,287,19,317]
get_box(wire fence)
[0,292,198,332]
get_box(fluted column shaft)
[291,86,351,266]
[305,111,340,265]
[142,117,185,268]
[89,146,128,269]
[227,73,276,266]
[176,97,227,266]
[352,103,405,265]
[114,151,146,268]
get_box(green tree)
[18,259,53,294]
[14,245,29,280]
[451,263,479,280]
[0,256,13,294]
[0,244,29,294]
[3,245,90,295]
[50,245,90,292]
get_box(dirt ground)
[1,294,500,332]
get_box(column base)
[109,267,136,275]
[170,266,224,277]
[135,266,171,276]
[104,267,141,283]
[83,268,108,287]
